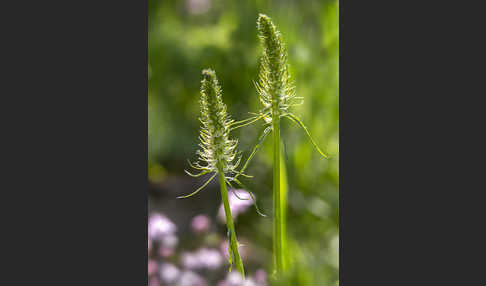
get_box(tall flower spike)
[251,14,328,159]
[256,13,296,121]
[233,14,328,183]
[232,14,329,276]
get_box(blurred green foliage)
[149,0,338,285]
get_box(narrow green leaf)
[176,173,216,199]
[286,113,328,159]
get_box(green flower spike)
[179,69,266,277]
[235,14,329,276]
[179,69,245,276]
[255,13,328,158]
[235,14,329,181]
[180,69,266,217]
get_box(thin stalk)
[272,115,284,274]
[218,171,245,277]
[280,148,289,270]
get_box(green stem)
[273,115,284,274]
[280,147,289,271]
[218,171,245,277]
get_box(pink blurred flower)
[148,238,152,255]
[253,269,267,286]
[148,276,160,286]
[181,252,199,269]
[220,239,229,258]
[243,279,257,286]
[199,248,223,269]
[191,214,211,234]
[148,213,176,241]
[161,233,178,248]
[217,280,229,286]
[218,189,253,222]
[160,263,180,284]
[227,272,244,284]
[148,213,178,257]
[148,259,158,276]
[178,271,207,286]
[159,246,174,258]
[186,0,211,15]
[182,248,223,270]
[219,272,262,286]
[224,272,248,286]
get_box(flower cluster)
[148,211,268,286]
[148,213,178,257]
[182,248,223,270]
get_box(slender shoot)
[219,172,245,276]
[181,69,248,277]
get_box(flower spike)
[183,68,266,276]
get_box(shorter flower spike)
[180,69,241,198]
[182,69,251,275]
[183,69,266,202]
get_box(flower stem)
[272,115,284,274]
[218,171,245,277]
[279,147,289,271]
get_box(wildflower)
[233,14,328,181]
[226,272,245,285]
[148,259,158,277]
[159,246,174,258]
[148,237,152,255]
[158,233,178,257]
[181,252,200,269]
[253,269,268,286]
[186,0,211,15]
[218,270,266,286]
[160,263,180,284]
[191,214,211,234]
[239,13,329,275]
[199,248,224,269]
[178,271,207,286]
[182,69,239,182]
[160,233,178,249]
[182,248,223,270]
[148,213,178,258]
[180,68,265,277]
[220,272,258,286]
[180,69,265,208]
[148,213,176,241]
[148,276,160,286]
[256,14,297,122]
[253,14,328,158]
